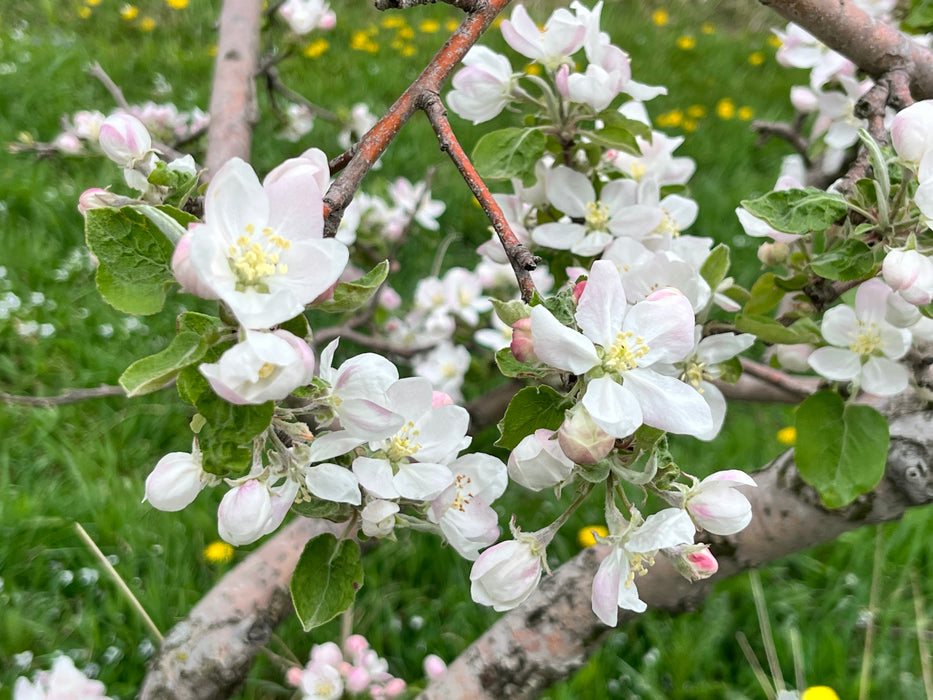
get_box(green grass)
[1,1,931,698]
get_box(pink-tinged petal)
[412,404,471,463]
[205,158,269,242]
[627,508,695,552]
[386,376,434,418]
[337,398,403,439]
[624,369,713,437]
[861,356,909,396]
[592,547,626,626]
[688,483,753,535]
[807,347,861,381]
[264,147,330,194]
[616,577,647,614]
[819,305,858,347]
[581,376,642,439]
[576,259,627,347]
[265,170,325,241]
[699,470,758,489]
[394,461,454,501]
[530,305,600,374]
[305,463,361,505]
[287,237,350,306]
[623,290,696,364]
[352,456,399,499]
[544,9,586,56]
[547,166,594,217]
[855,278,893,325]
[500,6,544,60]
[532,221,585,250]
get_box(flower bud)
[508,429,574,491]
[78,188,135,216]
[311,641,343,667]
[384,678,407,697]
[217,480,274,546]
[98,113,153,168]
[144,450,206,511]
[557,406,615,464]
[891,100,933,165]
[285,667,304,686]
[685,470,757,536]
[423,654,447,680]
[361,499,399,537]
[509,317,537,363]
[470,536,545,611]
[431,390,454,408]
[572,279,587,303]
[345,666,371,693]
[665,543,719,581]
[883,248,933,305]
[555,64,570,98]
[756,241,789,266]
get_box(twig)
[74,522,164,642]
[0,385,126,407]
[739,359,816,399]
[751,119,811,166]
[374,0,482,11]
[421,93,538,303]
[263,65,339,122]
[313,326,437,358]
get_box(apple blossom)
[891,99,933,166]
[98,113,153,170]
[199,329,315,405]
[470,533,546,611]
[808,279,911,396]
[145,448,211,511]
[666,543,719,581]
[447,46,516,124]
[14,656,112,700]
[217,479,276,546]
[413,340,471,402]
[508,429,575,491]
[500,4,586,70]
[882,248,933,306]
[361,499,400,537]
[188,157,348,329]
[684,470,757,535]
[172,228,221,299]
[277,0,335,35]
[557,405,614,464]
[509,316,537,362]
[423,654,447,680]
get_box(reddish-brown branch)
[205,0,263,177]
[375,0,482,11]
[421,94,538,303]
[322,0,513,228]
[759,0,933,99]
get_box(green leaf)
[744,273,785,315]
[810,239,875,281]
[131,204,197,245]
[195,393,274,475]
[290,496,355,522]
[147,162,201,210]
[278,313,312,343]
[584,126,640,155]
[795,391,889,507]
[495,385,566,450]
[472,128,547,185]
[177,311,224,339]
[735,314,822,345]
[700,244,730,292]
[291,534,364,631]
[494,348,553,379]
[314,260,389,313]
[740,187,848,235]
[85,207,177,315]
[595,110,653,141]
[119,331,208,397]
[490,298,529,327]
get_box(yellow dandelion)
[525,62,542,76]
[78,5,92,18]
[86,0,102,5]
[687,105,707,118]
[120,4,138,19]
[652,9,669,26]
[166,0,188,8]
[676,35,696,50]
[700,22,715,34]
[801,688,840,700]
[350,31,379,53]
[207,43,217,56]
[683,118,698,132]
[303,38,329,58]
[397,26,414,40]
[767,34,783,48]
[419,19,439,33]
[716,98,736,119]
[748,51,765,66]
[139,16,156,31]
[400,44,416,57]
[444,18,459,32]
[203,540,235,564]
[578,525,609,548]
[656,109,683,128]
[777,426,797,445]
[381,15,406,29]
[738,106,754,121]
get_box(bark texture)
[418,410,933,700]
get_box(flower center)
[625,552,656,587]
[604,330,649,374]
[386,421,422,462]
[585,200,611,232]
[849,321,881,356]
[448,473,474,512]
[228,222,292,293]
[681,361,707,388]
[653,209,680,237]
[630,161,646,181]
[257,362,276,379]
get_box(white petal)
[532,221,585,250]
[394,462,454,501]
[581,376,642,439]
[861,356,909,396]
[807,347,861,381]
[627,508,695,552]
[624,369,713,437]
[820,306,857,347]
[530,305,600,374]
[305,463,361,505]
[592,547,626,626]
[546,166,594,217]
[576,259,627,347]
[352,456,400,499]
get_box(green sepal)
[291,534,364,631]
[734,314,822,345]
[490,298,530,326]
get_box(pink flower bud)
[319,11,336,30]
[285,666,304,686]
[685,470,757,536]
[509,317,537,362]
[346,666,371,693]
[144,450,206,511]
[345,634,369,656]
[423,654,447,679]
[311,641,343,667]
[470,536,545,611]
[555,64,570,98]
[557,406,615,464]
[666,543,719,581]
[98,113,153,168]
[384,678,407,697]
[77,188,133,215]
[891,100,933,165]
[572,279,587,302]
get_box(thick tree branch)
[374,0,482,12]
[758,0,933,100]
[205,0,262,176]
[139,517,344,699]
[419,410,933,699]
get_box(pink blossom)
[685,470,757,536]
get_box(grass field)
[1,0,932,697]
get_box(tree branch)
[0,385,127,407]
[374,0,483,12]
[418,409,933,699]
[205,0,263,176]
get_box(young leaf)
[291,534,364,631]
[494,348,553,379]
[472,127,547,185]
[119,331,208,397]
[314,260,389,313]
[490,298,530,327]
[795,391,889,507]
[734,314,821,345]
[194,392,274,475]
[584,126,641,155]
[495,385,566,450]
[132,204,197,246]
[740,187,848,235]
[85,207,177,315]
[744,273,785,315]
[700,243,730,292]
[810,239,875,281]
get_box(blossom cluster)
[14,655,112,700]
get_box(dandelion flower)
[166,0,189,8]
[716,98,736,119]
[578,525,609,548]
[652,9,669,26]
[120,4,139,19]
[203,540,235,564]
[776,426,796,445]
[676,36,696,50]
[303,38,329,58]
[140,16,156,31]
[749,51,765,66]
[738,106,754,121]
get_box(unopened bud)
[423,654,447,680]
[665,543,719,581]
[509,317,537,362]
[77,187,133,216]
[572,279,587,303]
[98,113,153,168]
[757,241,789,266]
[557,406,614,464]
